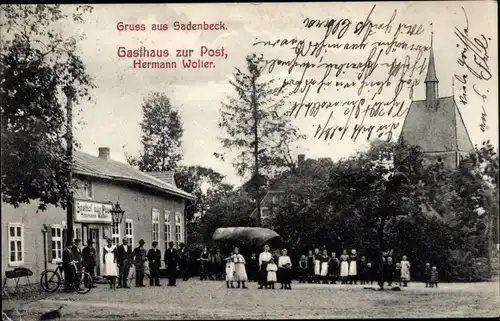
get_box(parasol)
[212,227,281,248]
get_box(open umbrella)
[212,227,281,248]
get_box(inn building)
[1,147,194,283]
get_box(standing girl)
[348,249,358,285]
[430,266,439,288]
[278,249,292,289]
[313,248,321,283]
[258,245,272,289]
[232,247,248,289]
[298,255,308,283]
[400,255,411,287]
[103,238,118,289]
[340,250,349,284]
[266,258,278,289]
[306,250,314,283]
[320,249,330,284]
[225,252,235,288]
[328,252,339,284]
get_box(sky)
[56,2,497,187]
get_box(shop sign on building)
[75,200,112,223]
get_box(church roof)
[399,97,474,153]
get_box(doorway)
[90,228,100,275]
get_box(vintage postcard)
[1,1,498,320]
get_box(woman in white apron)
[339,249,349,284]
[313,248,321,283]
[320,249,330,284]
[348,249,358,284]
[103,238,118,289]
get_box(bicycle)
[39,261,92,294]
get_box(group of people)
[102,238,190,288]
[63,239,440,292]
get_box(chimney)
[298,154,305,169]
[98,147,110,161]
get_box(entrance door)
[90,228,100,276]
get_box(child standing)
[298,255,308,283]
[232,247,248,289]
[225,253,235,288]
[430,266,439,288]
[366,261,374,285]
[424,262,432,288]
[266,258,278,289]
[395,262,402,286]
[248,252,259,282]
[400,256,411,287]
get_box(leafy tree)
[126,91,183,172]
[215,53,305,226]
[1,4,94,210]
[192,187,255,247]
[174,165,229,236]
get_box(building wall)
[1,175,186,286]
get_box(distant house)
[249,154,333,225]
[399,34,474,169]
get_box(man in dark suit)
[178,243,190,281]
[164,241,180,286]
[82,239,97,288]
[116,237,132,288]
[71,239,83,273]
[63,241,74,292]
[147,241,162,286]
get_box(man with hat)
[213,248,224,281]
[82,239,97,288]
[147,241,162,286]
[72,239,83,273]
[164,241,181,286]
[116,237,133,288]
[62,241,75,292]
[133,239,147,287]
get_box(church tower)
[399,29,474,169]
[425,31,439,110]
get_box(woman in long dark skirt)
[306,250,314,283]
[258,245,272,289]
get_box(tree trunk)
[252,75,261,227]
[378,217,386,289]
[65,88,74,244]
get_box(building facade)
[399,34,474,169]
[1,147,194,284]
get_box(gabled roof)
[400,97,474,153]
[145,171,177,187]
[73,151,194,200]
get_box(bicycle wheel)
[74,272,92,294]
[40,270,61,293]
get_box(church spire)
[425,24,439,109]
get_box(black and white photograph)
[1,2,498,320]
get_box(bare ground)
[3,281,499,320]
